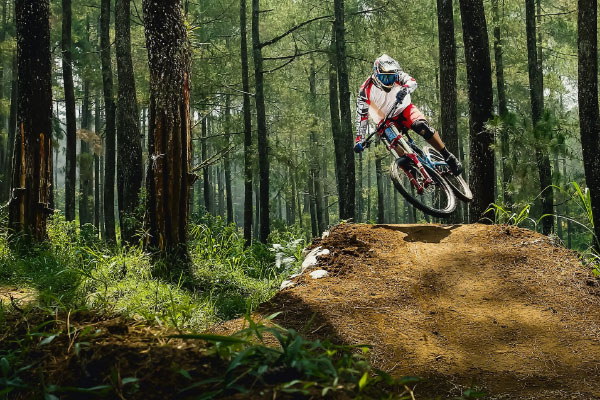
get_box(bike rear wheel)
[390,157,456,218]
[424,147,473,202]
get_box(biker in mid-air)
[353,54,463,176]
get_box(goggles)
[377,72,397,86]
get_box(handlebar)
[360,99,401,148]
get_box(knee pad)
[411,119,435,140]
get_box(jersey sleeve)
[355,78,371,140]
[398,71,417,94]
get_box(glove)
[396,87,408,104]
[354,141,364,153]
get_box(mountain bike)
[358,102,472,218]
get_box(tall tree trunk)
[101,0,116,242]
[459,0,495,223]
[4,51,17,201]
[328,31,346,222]
[577,0,600,250]
[0,0,7,191]
[332,0,355,220]
[492,0,512,209]
[437,0,458,157]
[241,0,253,245]
[9,0,52,241]
[526,0,553,235]
[251,0,270,242]
[201,116,210,213]
[224,93,234,224]
[79,80,93,226]
[375,156,384,224]
[116,0,143,245]
[62,0,76,222]
[437,0,460,223]
[94,94,101,233]
[309,59,326,234]
[143,0,192,259]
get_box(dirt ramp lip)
[256,223,600,399]
[372,224,460,243]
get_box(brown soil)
[5,223,600,399]
[216,223,600,399]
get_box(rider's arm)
[355,79,371,141]
[398,71,417,94]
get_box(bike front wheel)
[424,147,473,202]
[390,157,456,218]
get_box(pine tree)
[143,0,192,259]
[9,0,52,241]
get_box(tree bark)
[492,0,512,209]
[0,0,7,191]
[437,0,460,224]
[79,80,94,226]
[224,93,234,224]
[143,0,192,259]
[309,59,326,234]
[577,0,600,250]
[459,0,495,223]
[101,0,116,242]
[62,0,76,222]
[9,0,52,241]
[240,0,253,245]
[437,0,458,157]
[332,0,355,220]
[4,51,17,201]
[328,31,347,223]
[526,0,553,235]
[252,0,270,242]
[116,0,143,245]
[201,115,210,213]
[94,93,101,234]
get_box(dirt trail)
[221,224,600,399]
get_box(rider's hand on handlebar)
[354,141,365,153]
[396,86,408,104]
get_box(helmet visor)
[377,73,396,86]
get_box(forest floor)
[3,223,600,399]
[217,223,600,399]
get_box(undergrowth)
[0,212,305,331]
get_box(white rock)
[301,246,322,271]
[289,273,301,279]
[322,231,330,238]
[280,280,296,290]
[301,247,330,272]
[318,248,330,256]
[309,270,329,279]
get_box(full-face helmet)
[372,54,400,91]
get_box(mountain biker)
[353,54,463,176]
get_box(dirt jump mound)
[246,224,600,399]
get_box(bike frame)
[362,101,451,195]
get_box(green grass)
[0,212,305,332]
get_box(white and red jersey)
[355,71,417,140]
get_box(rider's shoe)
[445,153,463,176]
